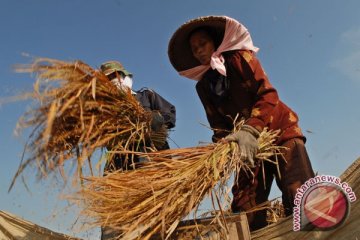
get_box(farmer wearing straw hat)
[168,16,315,231]
[100,60,176,171]
[100,61,176,239]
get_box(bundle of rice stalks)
[77,123,284,240]
[10,58,163,190]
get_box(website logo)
[293,175,356,231]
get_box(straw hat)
[168,16,226,72]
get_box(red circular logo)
[303,184,349,229]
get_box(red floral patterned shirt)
[196,50,304,144]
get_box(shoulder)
[136,87,153,93]
[136,87,156,95]
[224,50,260,73]
[223,50,256,63]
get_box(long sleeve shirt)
[196,50,304,144]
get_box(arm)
[147,89,176,129]
[228,50,280,132]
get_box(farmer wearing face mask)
[101,61,135,93]
[100,61,176,240]
[100,61,176,170]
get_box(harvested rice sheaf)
[10,58,166,189]
[78,123,284,240]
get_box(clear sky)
[1,0,360,239]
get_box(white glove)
[225,125,260,168]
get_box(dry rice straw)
[9,58,165,191]
[77,122,284,240]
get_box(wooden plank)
[0,211,80,240]
[238,213,251,240]
[150,212,250,239]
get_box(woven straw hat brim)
[168,16,226,72]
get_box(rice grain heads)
[77,123,283,239]
[10,58,161,190]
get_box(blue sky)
[1,0,360,238]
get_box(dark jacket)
[196,50,304,144]
[135,88,176,129]
[105,88,176,172]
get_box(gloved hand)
[151,111,164,132]
[225,125,260,168]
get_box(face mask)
[110,76,133,91]
[122,76,133,89]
